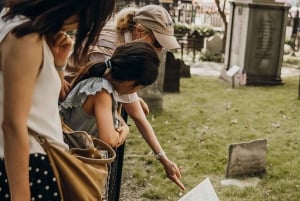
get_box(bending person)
[59,41,160,199]
[60,41,159,148]
[66,5,185,191]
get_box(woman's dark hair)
[2,0,115,65]
[72,41,160,89]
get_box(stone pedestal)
[138,49,167,111]
[224,0,290,85]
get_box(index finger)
[171,175,186,191]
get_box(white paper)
[178,178,220,201]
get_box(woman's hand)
[115,116,129,147]
[116,125,129,146]
[50,31,73,100]
[160,156,186,191]
[48,31,74,67]
[59,79,70,101]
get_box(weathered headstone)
[226,139,267,177]
[137,87,163,111]
[223,0,290,85]
[180,59,191,78]
[138,49,167,111]
[204,33,223,54]
[163,51,180,92]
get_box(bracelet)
[154,151,165,160]
[55,64,66,72]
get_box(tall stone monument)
[224,0,290,85]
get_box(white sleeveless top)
[0,11,68,157]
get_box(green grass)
[120,75,300,201]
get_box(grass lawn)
[120,75,300,201]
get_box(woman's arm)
[1,32,43,201]
[87,90,129,148]
[122,101,185,190]
[138,97,149,115]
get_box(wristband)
[154,151,165,160]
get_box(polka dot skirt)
[0,153,61,201]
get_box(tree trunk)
[215,0,228,53]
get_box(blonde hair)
[115,7,138,44]
[115,7,138,33]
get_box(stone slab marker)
[226,139,267,177]
[204,33,223,54]
[138,49,167,111]
[163,51,180,92]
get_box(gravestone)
[204,33,223,55]
[226,139,267,177]
[223,0,290,85]
[163,51,180,92]
[179,59,191,78]
[138,49,167,111]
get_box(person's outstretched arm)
[122,101,185,191]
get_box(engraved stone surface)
[226,139,267,177]
[204,34,223,54]
[223,0,289,85]
[246,8,282,78]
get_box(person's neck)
[103,73,118,90]
[103,71,111,80]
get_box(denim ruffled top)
[59,77,120,138]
